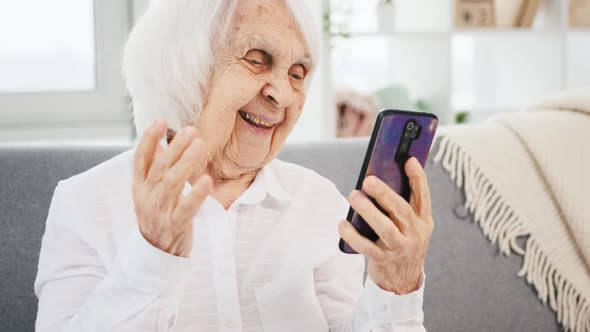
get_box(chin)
[230,142,271,169]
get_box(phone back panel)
[340,110,438,254]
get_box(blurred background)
[0,0,589,143]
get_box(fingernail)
[364,176,376,190]
[151,119,163,131]
[408,157,420,173]
[349,190,361,203]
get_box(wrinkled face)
[195,0,312,179]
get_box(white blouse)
[35,149,425,332]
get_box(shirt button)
[224,319,235,328]
[381,303,389,311]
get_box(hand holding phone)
[337,109,437,294]
[340,109,438,253]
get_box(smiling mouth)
[239,110,277,129]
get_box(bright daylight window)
[0,0,131,142]
[0,0,96,93]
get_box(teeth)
[241,111,274,128]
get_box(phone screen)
[339,110,438,254]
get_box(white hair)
[122,0,320,137]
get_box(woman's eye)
[290,73,303,80]
[289,65,305,81]
[247,58,263,66]
[243,50,269,70]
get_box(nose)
[260,76,293,109]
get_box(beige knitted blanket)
[433,88,590,332]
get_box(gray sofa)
[0,138,559,331]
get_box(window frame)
[0,0,131,135]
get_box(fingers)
[173,175,212,223]
[134,119,167,181]
[338,220,385,260]
[164,138,208,197]
[405,157,432,221]
[362,175,415,230]
[349,190,402,248]
[147,126,199,183]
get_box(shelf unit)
[322,0,590,125]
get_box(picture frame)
[455,0,496,28]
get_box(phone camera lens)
[406,122,415,131]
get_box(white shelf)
[452,28,563,35]
[325,0,590,125]
[345,31,450,38]
[342,28,576,38]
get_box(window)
[0,0,96,93]
[0,0,131,142]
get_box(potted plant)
[455,111,471,124]
[377,0,395,32]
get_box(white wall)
[287,0,334,142]
[131,0,150,21]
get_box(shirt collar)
[236,161,293,205]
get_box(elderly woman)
[35,1,433,331]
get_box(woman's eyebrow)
[240,35,313,68]
[294,54,313,69]
[240,35,278,55]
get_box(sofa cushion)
[0,145,130,332]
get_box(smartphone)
[339,109,438,254]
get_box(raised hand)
[132,119,212,257]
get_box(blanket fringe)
[433,135,590,332]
